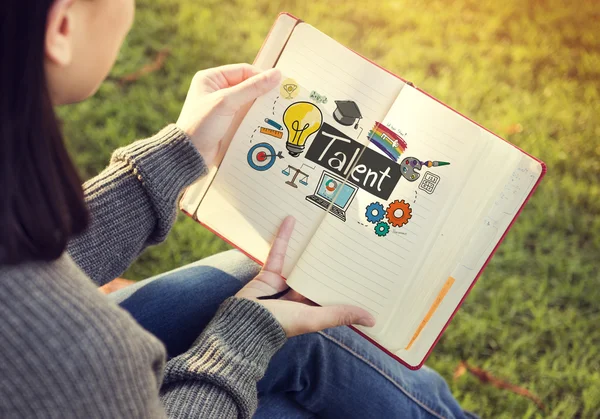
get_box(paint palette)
[400,157,423,182]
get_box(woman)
[0,0,474,417]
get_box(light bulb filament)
[291,120,310,144]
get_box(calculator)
[418,171,441,194]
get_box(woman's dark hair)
[0,1,89,265]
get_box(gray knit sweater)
[0,126,287,418]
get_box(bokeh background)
[59,0,600,417]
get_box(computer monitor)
[315,172,358,210]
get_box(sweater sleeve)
[160,297,287,418]
[0,257,286,418]
[68,125,207,286]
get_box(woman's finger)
[196,63,261,90]
[216,63,262,87]
[302,304,376,334]
[262,216,295,275]
[222,68,281,108]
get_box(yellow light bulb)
[282,101,323,157]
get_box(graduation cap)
[333,100,362,129]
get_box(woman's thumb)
[222,68,281,108]
[310,305,376,332]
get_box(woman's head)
[45,0,135,103]
[0,0,134,265]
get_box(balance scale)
[282,165,309,188]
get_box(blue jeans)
[109,250,475,419]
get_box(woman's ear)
[45,0,76,67]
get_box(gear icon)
[386,199,412,227]
[365,202,385,224]
[374,222,390,237]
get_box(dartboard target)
[247,143,278,171]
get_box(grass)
[59,0,600,417]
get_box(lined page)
[197,88,326,276]
[275,23,405,126]
[287,86,489,331]
[197,24,404,275]
[393,130,520,345]
[395,152,543,367]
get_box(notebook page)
[378,89,522,348]
[275,23,405,123]
[197,87,327,276]
[396,152,543,367]
[287,86,491,332]
[198,24,405,275]
[392,128,521,349]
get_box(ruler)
[260,127,283,139]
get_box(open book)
[180,13,546,369]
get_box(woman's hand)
[176,63,281,165]
[236,216,376,338]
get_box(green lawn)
[59,0,600,417]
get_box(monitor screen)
[316,173,356,209]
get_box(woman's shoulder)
[0,258,167,416]
[0,253,166,382]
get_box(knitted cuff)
[201,297,288,366]
[162,298,287,417]
[163,297,287,384]
[111,125,207,210]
